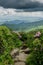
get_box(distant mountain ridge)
[1,20,43,31]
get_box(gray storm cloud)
[0,0,43,11]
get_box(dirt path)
[14,50,28,65]
[11,48,30,65]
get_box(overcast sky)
[0,0,43,22]
[0,0,43,11]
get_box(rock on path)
[15,62,25,65]
[14,52,28,65]
[10,48,30,65]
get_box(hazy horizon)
[0,0,43,29]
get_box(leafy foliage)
[26,46,43,65]
[26,30,43,65]
[0,26,43,65]
[0,26,22,65]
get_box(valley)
[1,20,43,32]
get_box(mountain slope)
[2,20,43,31]
[0,26,43,65]
[0,26,22,65]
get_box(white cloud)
[0,7,43,17]
[37,0,43,3]
[0,6,43,23]
[0,7,16,15]
[32,0,43,3]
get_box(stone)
[23,48,31,54]
[15,52,28,62]
[10,48,19,57]
[15,62,25,65]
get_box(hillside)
[1,20,43,31]
[0,26,22,65]
[0,26,43,65]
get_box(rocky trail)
[14,52,28,65]
[10,47,30,65]
[11,31,31,65]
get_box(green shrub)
[0,26,22,65]
[26,48,43,65]
[26,38,43,65]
